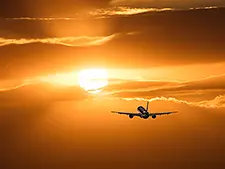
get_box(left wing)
[111,111,141,117]
[151,111,178,116]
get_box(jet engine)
[129,114,134,119]
[152,115,156,119]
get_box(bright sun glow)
[37,68,108,94]
[78,69,108,93]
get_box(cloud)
[106,74,225,102]
[108,74,225,91]
[106,79,178,92]
[190,6,219,10]
[3,6,218,20]
[4,7,171,21]
[90,7,173,16]
[110,0,225,8]
[0,81,33,92]
[0,8,224,80]
[198,95,225,108]
[5,7,173,20]
[115,95,225,108]
[107,73,225,109]
[0,34,117,47]
[4,17,78,21]
[1,75,225,109]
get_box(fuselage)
[137,106,150,119]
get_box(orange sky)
[0,1,225,169]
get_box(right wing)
[111,111,141,117]
[151,111,178,116]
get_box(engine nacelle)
[129,115,134,119]
[137,106,146,114]
[152,115,156,119]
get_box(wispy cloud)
[90,6,173,16]
[115,95,225,108]
[110,0,223,8]
[190,6,219,10]
[3,6,220,21]
[0,34,117,47]
[4,7,173,20]
[95,6,220,17]
[0,81,33,92]
[4,17,78,21]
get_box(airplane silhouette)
[111,101,177,119]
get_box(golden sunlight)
[39,72,78,86]
[78,69,108,93]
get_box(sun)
[78,69,108,94]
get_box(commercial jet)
[111,101,177,119]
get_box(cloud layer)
[0,74,225,109]
[118,95,225,108]
[108,74,225,100]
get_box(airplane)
[111,101,177,119]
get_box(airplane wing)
[111,111,141,117]
[151,111,178,116]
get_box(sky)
[0,1,225,169]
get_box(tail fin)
[146,101,149,112]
